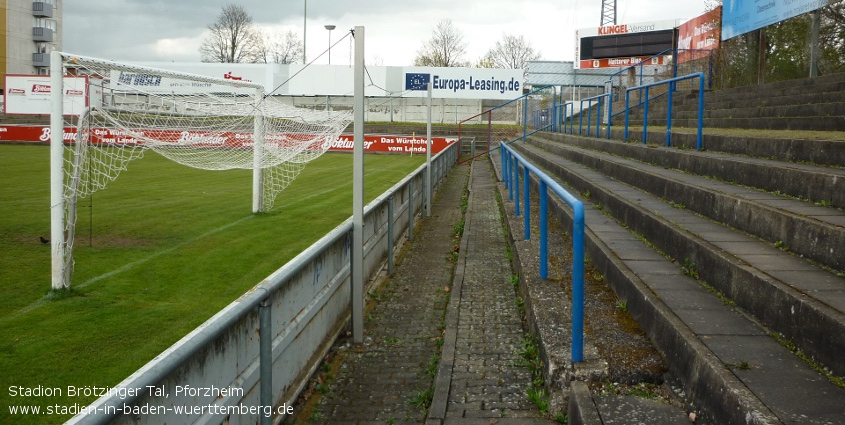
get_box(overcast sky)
[63,0,709,67]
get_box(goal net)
[50,52,353,289]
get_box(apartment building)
[1,0,62,81]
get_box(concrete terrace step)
[605,127,845,167]
[617,114,845,132]
[664,102,845,121]
[708,73,845,99]
[684,90,845,111]
[537,131,845,210]
[524,136,845,274]
[518,136,845,379]
[509,140,845,424]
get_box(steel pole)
[352,26,365,344]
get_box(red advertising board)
[577,55,671,70]
[677,7,721,64]
[0,125,456,154]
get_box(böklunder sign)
[0,125,457,154]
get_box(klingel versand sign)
[404,67,524,100]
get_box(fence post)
[539,181,548,279]
[508,152,514,200]
[642,86,650,144]
[523,166,530,240]
[514,159,520,217]
[606,92,613,139]
[697,75,705,151]
[259,298,273,425]
[501,146,507,185]
[666,84,674,147]
[387,195,394,276]
[572,203,585,363]
[408,179,414,242]
[579,100,584,135]
[523,97,528,141]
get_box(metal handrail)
[624,72,705,150]
[579,92,613,139]
[500,142,586,363]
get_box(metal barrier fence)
[457,86,556,162]
[624,72,705,150]
[499,142,586,363]
[67,142,460,425]
[547,48,713,141]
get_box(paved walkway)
[294,158,552,424]
[428,159,552,425]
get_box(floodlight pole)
[352,25,365,344]
[50,50,66,290]
[302,0,307,64]
[426,82,432,217]
[325,25,336,65]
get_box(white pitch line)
[4,215,255,321]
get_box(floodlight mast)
[600,0,617,26]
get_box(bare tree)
[484,34,541,69]
[475,53,496,68]
[257,29,303,64]
[199,4,262,63]
[413,19,469,67]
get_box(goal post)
[49,52,352,290]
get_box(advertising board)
[4,75,98,116]
[575,19,679,69]
[402,67,524,100]
[677,7,722,64]
[722,0,835,40]
[0,125,456,154]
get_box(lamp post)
[325,24,336,64]
[302,0,307,64]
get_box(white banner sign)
[4,75,96,116]
[402,67,524,100]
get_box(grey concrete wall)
[67,144,459,425]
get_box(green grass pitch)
[0,144,426,424]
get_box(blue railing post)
[501,143,585,363]
[595,97,602,137]
[523,96,528,142]
[571,203,585,363]
[606,91,613,139]
[666,82,674,147]
[586,100,593,137]
[578,100,584,135]
[523,166,530,240]
[539,180,548,279]
[514,159,521,217]
[642,86,650,144]
[501,146,507,184]
[697,76,705,151]
[624,90,631,142]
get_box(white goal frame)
[48,52,350,290]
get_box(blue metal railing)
[500,142,586,363]
[579,93,613,139]
[559,102,575,135]
[624,72,705,150]
[457,85,554,163]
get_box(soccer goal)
[49,52,353,290]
